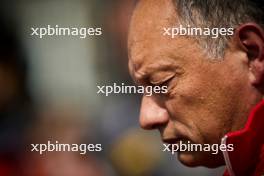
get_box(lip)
[162,137,188,145]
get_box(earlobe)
[235,23,264,89]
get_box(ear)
[235,23,264,90]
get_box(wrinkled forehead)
[128,0,177,46]
[128,0,178,66]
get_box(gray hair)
[173,0,264,59]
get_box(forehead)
[129,0,176,49]
[130,0,176,30]
[128,0,187,73]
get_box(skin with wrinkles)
[128,0,262,167]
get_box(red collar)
[222,100,264,176]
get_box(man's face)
[128,0,255,167]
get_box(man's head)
[128,0,264,168]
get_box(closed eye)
[150,74,175,87]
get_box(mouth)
[162,133,191,144]
[162,136,192,152]
[162,137,191,148]
[162,137,185,145]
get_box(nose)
[139,95,170,130]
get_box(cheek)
[165,70,236,144]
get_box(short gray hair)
[173,0,264,59]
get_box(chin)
[177,151,225,168]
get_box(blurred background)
[0,0,224,175]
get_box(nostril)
[140,118,167,130]
[148,124,161,130]
[140,122,154,130]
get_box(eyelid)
[149,73,175,85]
